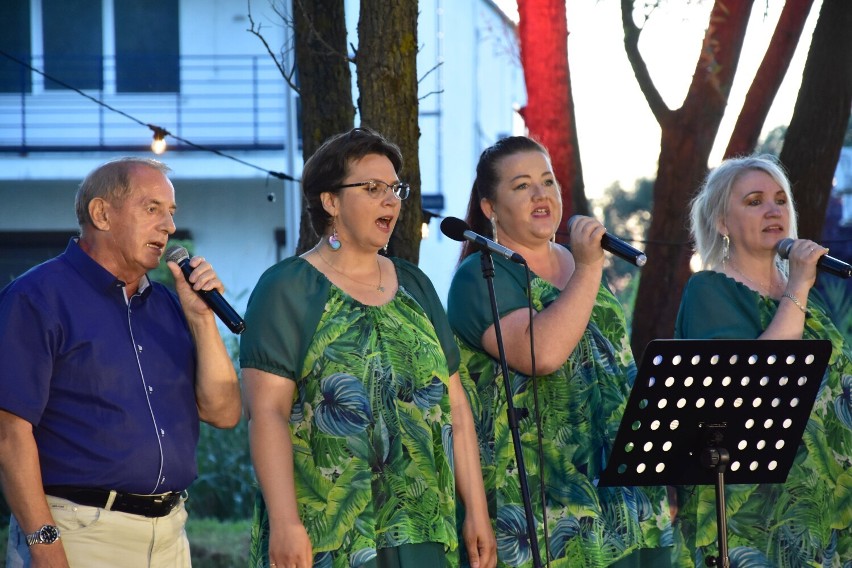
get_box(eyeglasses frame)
[338,180,410,200]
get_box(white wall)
[417,1,525,303]
[0,0,522,315]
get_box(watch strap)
[25,524,60,546]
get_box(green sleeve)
[394,257,461,375]
[447,252,531,350]
[674,271,764,339]
[239,257,330,380]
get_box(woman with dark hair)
[674,155,852,567]
[447,136,672,567]
[240,127,495,568]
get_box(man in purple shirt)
[0,157,242,567]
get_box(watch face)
[38,525,60,544]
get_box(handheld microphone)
[165,246,247,334]
[568,216,647,267]
[776,238,852,279]
[440,216,526,264]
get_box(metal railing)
[0,54,291,152]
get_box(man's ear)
[88,198,110,231]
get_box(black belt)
[45,486,182,518]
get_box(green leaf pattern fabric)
[248,286,457,568]
[673,272,852,567]
[457,277,673,568]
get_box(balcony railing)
[0,55,291,153]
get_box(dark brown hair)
[302,127,403,234]
[460,136,550,260]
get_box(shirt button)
[137,345,143,352]
[160,429,165,436]
[148,386,154,393]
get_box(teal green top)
[447,252,673,568]
[673,271,852,568]
[240,256,461,568]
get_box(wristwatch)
[25,524,60,546]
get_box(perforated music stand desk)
[599,339,830,567]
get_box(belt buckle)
[147,492,177,516]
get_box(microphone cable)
[523,263,552,565]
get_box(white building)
[0,0,524,312]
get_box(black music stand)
[600,339,830,568]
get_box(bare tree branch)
[418,89,444,101]
[724,0,815,157]
[292,0,354,64]
[418,61,443,85]
[621,0,670,123]
[247,0,299,92]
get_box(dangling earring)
[383,242,388,254]
[328,218,341,251]
[721,234,730,266]
[490,216,499,245]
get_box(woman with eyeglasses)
[240,127,495,568]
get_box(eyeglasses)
[339,180,410,200]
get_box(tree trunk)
[624,0,755,358]
[779,0,852,241]
[724,0,814,158]
[293,0,356,254]
[356,0,421,263]
[517,0,587,243]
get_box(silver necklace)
[728,262,779,297]
[317,250,384,292]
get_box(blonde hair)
[690,154,798,271]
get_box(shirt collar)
[64,237,153,300]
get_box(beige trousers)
[6,494,191,568]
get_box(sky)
[493,1,821,200]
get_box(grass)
[187,517,252,568]
[0,517,251,568]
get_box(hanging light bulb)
[147,124,169,155]
[420,210,438,240]
[151,135,167,154]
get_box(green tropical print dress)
[240,257,460,568]
[674,271,852,568]
[447,253,673,568]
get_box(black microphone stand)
[479,250,543,568]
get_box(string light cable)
[0,48,297,182]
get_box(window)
[42,0,103,90]
[0,2,32,92]
[114,0,179,92]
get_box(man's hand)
[167,256,224,318]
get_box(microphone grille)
[775,238,794,259]
[165,245,190,264]
[440,216,469,242]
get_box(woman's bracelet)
[782,292,808,314]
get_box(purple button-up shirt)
[0,239,199,494]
